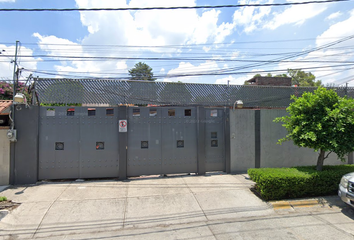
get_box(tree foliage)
[0,81,31,102]
[288,69,321,87]
[128,62,156,81]
[275,87,354,171]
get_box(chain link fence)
[34,78,354,108]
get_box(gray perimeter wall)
[230,110,255,172]
[0,129,10,185]
[11,105,39,184]
[230,109,347,172]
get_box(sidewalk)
[0,173,273,239]
[0,173,353,240]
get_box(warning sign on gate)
[119,120,127,132]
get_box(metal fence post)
[197,106,206,175]
[224,107,231,173]
[118,106,128,180]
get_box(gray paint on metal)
[118,106,127,180]
[38,106,119,180]
[224,108,231,173]
[204,108,225,172]
[127,107,162,176]
[127,107,199,176]
[197,107,206,175]
[255,110,261,168]
[12,105,39,184]
[161,107,198,174]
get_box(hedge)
[247,165,354,201]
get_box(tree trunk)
[316,149,325,171]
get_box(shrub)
[0,196,7,202]
[248,165,354,201]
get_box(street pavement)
[0,172,353,240]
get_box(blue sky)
[0,0,354,86]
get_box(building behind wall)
[246,76,292,86]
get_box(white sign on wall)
[119,120,127,132]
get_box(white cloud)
[233,0,273,33]
[33,33,126,78]
[0,0,15,2]
[232,0,328,32]
[164,61,219,83]
[277,9,354,85]
[76,0,234,48]
[326,11,342,20]
[0,44,38,80]
[264,1,328,30]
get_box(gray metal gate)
[127,106,225,176]
[205,108,225,172]
[38,106,119,180]
[37,106,226,180]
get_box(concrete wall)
[0,129,10,185]
[230,110,255,172]
[260,109,343,168]
[230,109,348,172]
[11,105,39,184]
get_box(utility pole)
[345,82,348,96]
[12,40,19,101]
[11,40,19,129]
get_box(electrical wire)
[0,0,349,12]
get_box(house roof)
[0,100,12,115]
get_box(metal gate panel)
[39,107,80,179]
[161,107,198,174]
[204,108,225,172]
[80,107,119,178]
[127,107,162,176]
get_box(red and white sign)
[119,120,127,132]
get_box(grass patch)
[0,196,7,202]
[248,165,354,201]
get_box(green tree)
[128,62,156,81]
[288,69,321,87]
[275,87,354,171]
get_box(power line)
[0,0,349,12]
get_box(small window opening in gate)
[141,141,148,149]
[106,108,114,116]
[46,108,55,117]
[96,142,104,150]
[184,109,191,116]
[211,132,217,138]
[133,109,140,117]
[67,108,75,116]
[211,140,218,147]
[211,109,218,117]
[149,109,157,117]
[55,142,64,150]
[177,140,184,148]
[88,108,96,116]
[168,109,175,116]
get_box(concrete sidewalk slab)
[0,185,8,193]
[34,198,126,238]
[0,173,273,239]
[125,193,207,228]
[1,182,71,203]
[127,177,191,198]
[58,181,127,201]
